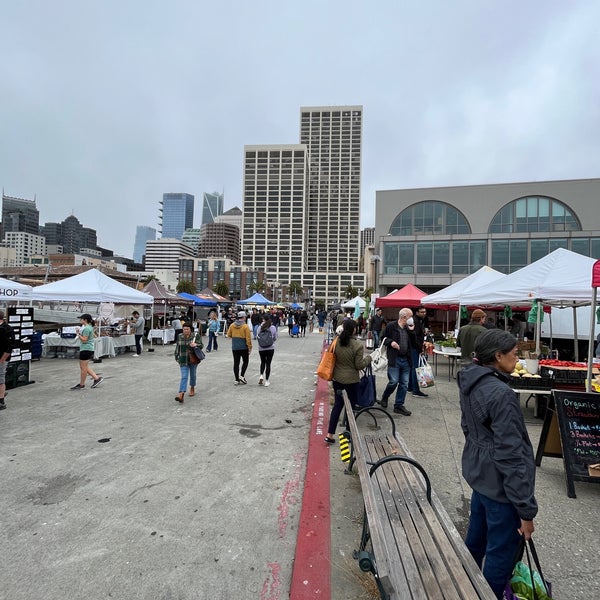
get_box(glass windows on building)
[490,240,528,274]
[451,241,487,274]
[489,197,581,233]
[389,201,470,235]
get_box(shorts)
[79,350,94,361]
[0,360,6,385]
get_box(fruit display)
[510,362,542,379]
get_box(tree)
[213,280,229,298]
[143,274,157,285]
[248,280,266,294]
[288,280,303,301]
[344,285,358,299]
[363,286,375,299]
[176,280,196,295]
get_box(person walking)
[457,309,488,364]
[457,329,537,598]
[0,310,15,410]
[227,310,252,384]
[369,308,386,348]
[173,321,203,403]
[171,314,183,344]
[130,310,145,356]
[298,310,308,337]
[70,314,103,390]
[257,316,277,386]
[324,319,371,444]
[206,312,220,352]
[408,305,429,398]
[379,308,416,416]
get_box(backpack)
[257,327,274,348]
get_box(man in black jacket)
[0,310,15,410]
[409,305,429,398]
[369,308,386,347]
[380,308,416,416]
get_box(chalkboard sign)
[554,391,600,498]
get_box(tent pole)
[586,290,597,392]
[535,300,541,355]
[572,305,579,362]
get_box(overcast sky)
[1,1,598,258]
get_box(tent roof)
[375,284,427,308]
[0,277,33,300]
[143,280,191,305]
[341,295,366,309]
[460,248,597,307]
[177,292,218,306]
[198,287,231,303]
[238,292,275,305]
[422,266,506,308]
[30,269,153,304]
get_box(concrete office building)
[182,228,202,254]
[2,194,40,237]
[215,206,243,231]
[40,215,97,255]
[160,193,194,240]
[133,226,156,264]
[241,106,365,303]
[3,232,47,266]
[145,238,196,273]
[202,192,224,226]
[198,222,240,264]
[374,178,600,295]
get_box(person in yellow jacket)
[227,311,252,384]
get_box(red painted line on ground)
[260,561,282,600]
[277,453,304,538]
[289,361,331,599]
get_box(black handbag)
[357,365,376,408]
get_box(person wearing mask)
[457,329,537,598]
[408,305,429,398]
[206,312,220,352]
[0,310,15,410]
[173,322,203,403]
[70,314,104,390]
[379,308,416,416]
[130,310,145,357]
[324,319,372,444]
[227,311,252,384]
[257,316,277,386]
[457,309,488,364]
[369,308,386,348]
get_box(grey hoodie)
[457,363,538,521]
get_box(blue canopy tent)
[177,292,218,307]
[238,292,275,306]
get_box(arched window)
[389,201,471,235]
[489,196,581,233]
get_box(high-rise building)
[215,206,243,231]
[3,232,46,266]
[361,227,375,254]
[133,226,156,263]
[199,222,241,263]
[40,215,97,254]
[1,194,40,237]
[241,106,365,303]
[160,193,194,240]
[182,228,202,254]
[202,192,224,226]
[144,238,196,273]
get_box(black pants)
[232,349,249,381]
[134,334,142,355]
[259,349,274,380]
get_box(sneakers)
[131,353,139,357]
[393,405,412,416]
[258,375,264,385]
[70,383,85,390]
[412,391,428,398]
[91,377,104,389]
[238,376,247,385]
[234,381,240,385]
[263,380,270,387]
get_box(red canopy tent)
[375,284,427,308]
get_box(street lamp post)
[371,255,381,295]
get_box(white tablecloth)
[148,329,175,344]
[43,334,136,359]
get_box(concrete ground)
[1,328,599,599]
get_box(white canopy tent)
[31,269,153,304]
[341,295,366,310]
[0,277,33,301]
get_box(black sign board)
[553,391,600,498]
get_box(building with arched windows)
[374,178,600,295]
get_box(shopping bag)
[365,331,374,349]
[188,349,201,365]
[316,338,338,381]
[504,539,553,600]
[370,338,388,372]
[415,354,435,388]
[357,365,376,407]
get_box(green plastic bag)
[510,560,552,600]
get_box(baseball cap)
[237,311,246,318]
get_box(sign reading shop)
[0,288,24,297]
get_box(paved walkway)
[1,330,599,599]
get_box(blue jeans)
[178,364,198,393]
[207,330,218,351]
[465,490,522,599]
[372,330,380,348]
[381,355,410,407]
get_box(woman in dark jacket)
[324,319,371,444]
[174,322,203,403]
[457,329,537,598]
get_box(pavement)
[1,328,599,600]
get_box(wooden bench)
[342,395,496,600]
